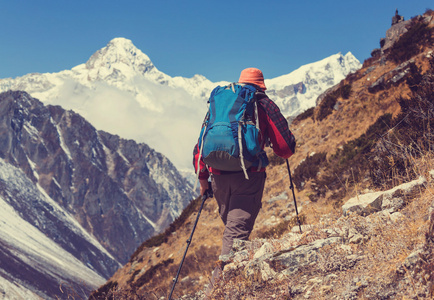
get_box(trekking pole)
[168,183,213,300]
[286,159,302,234]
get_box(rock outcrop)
[342,176,427,216]
[193,173,434,299]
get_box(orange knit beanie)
[238,68,266,90]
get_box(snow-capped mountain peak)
[266,52,360,89]
[81,37,168,85]
[86,37,152,69]
[265,51,361,117]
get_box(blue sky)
[1,0,432,82]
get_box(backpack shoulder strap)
[209,85,221,102]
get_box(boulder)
[271,237,341,275]
[342,176,427,216]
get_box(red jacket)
[193,90,295,180]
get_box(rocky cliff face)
[0,90,194,297]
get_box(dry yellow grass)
[207,153,433,299]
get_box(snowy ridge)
[52,117,73,161]
[266,52,361,117]
[266,52,359,89]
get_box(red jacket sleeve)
[257,92,296,158]
[193,142,210,180]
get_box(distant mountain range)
[0,90,193,299]
[0,38,361,171]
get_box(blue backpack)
[197,83,267,179]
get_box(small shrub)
[176,245,219,277]
[89,281,118,299]
[268,151,285,166]
[255,213,306,239]
[369,56,434,187]
[315,84,352,121]
[396,56,434,147]
[132,258,174,289]
[406,61,423,93]
[257,220,290,239]
[369,143,415,188]
[419,212,434,297]
[307,113,393,201]
[293,107,314,123]
[334,113,393,167]
[346,71,363,84]
[340,84,352,99]
[316,93,337,121]
[293,152,327,190]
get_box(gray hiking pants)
[211,171,266,256]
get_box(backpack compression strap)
[254,98,264,171]
[238,121,249,180]
[239,86,263,179]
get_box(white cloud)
[52,77,207,172]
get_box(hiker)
[193,67,296,259]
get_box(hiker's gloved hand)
[199,179,209,196]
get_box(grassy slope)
[90,10,434,300]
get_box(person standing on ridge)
[192,68,296,290]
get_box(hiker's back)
[198,83,266,178]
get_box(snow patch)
[0,193,105,287]
[51,118,72,161]
[0,277,42,300]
